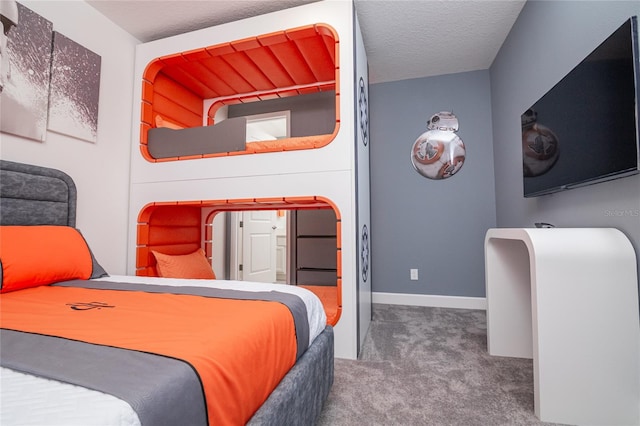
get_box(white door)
[241,210,277,283]
[274,211,288,283]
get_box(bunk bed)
[0,160,334,425]
[128,0,371,360]
[139,24,339,162]
[130,21,345,327]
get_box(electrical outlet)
[410,269,419,280]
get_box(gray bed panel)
[248,326,334,426]
[0,160,77,227]
[147,117,247,159]
[1,198,71,226]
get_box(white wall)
[0,1,139,274]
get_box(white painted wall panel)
[0,1,138,274]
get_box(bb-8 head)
[427,111,459,132]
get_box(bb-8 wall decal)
[521,108,559,177]
[411,111,466,179]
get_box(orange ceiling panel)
[256,31,289,47]
[153,74,201,115]
[266,41,316,85]
[230,37,262,52]
[294,36,335,82]
[285,26,317,40]
[221,52,276,92]
[242,47,296,88]
[153,93,201,127]
[197,55,256,94]
[143,24,337,107]
[175,61,228,98]
[159,65,219,99]
[181,48,211,62]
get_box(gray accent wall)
[370,70,496,297]
[490,1,640,283]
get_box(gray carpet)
[317,304,560,426]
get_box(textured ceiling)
[355,0,526,83]
[87,0,526,84]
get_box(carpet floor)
[317,304,560,426]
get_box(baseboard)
[372,292,486,310]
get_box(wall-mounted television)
[521,16,640,198]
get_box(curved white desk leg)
[485,228,640,426]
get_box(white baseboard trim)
[372,292,487,310]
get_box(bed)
[0,159,334,425]
[138,23,338,163]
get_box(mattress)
[0,275,327,426]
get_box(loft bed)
[0,160,334,425]
[140,24,339,161]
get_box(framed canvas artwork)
[48,31,101,143]
[0,1,52,142]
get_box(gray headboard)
[0,160,77,227]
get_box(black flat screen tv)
[521,16,640,198]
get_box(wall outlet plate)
[410,269,419,280]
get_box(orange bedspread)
[0,285,297,425]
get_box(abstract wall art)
[48,31,101,143]
[0,1,52,142]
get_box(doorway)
[208,207,340,325]
[229,210,288,284]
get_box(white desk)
[485,228,640,426]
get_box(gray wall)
[370,70,496,297]
[490,1,640,280]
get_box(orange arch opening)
[140,24,340,162]
[136,196,342,325]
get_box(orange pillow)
[152,249,216,279]
[155,115,184,130]
[0,226,93,293]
